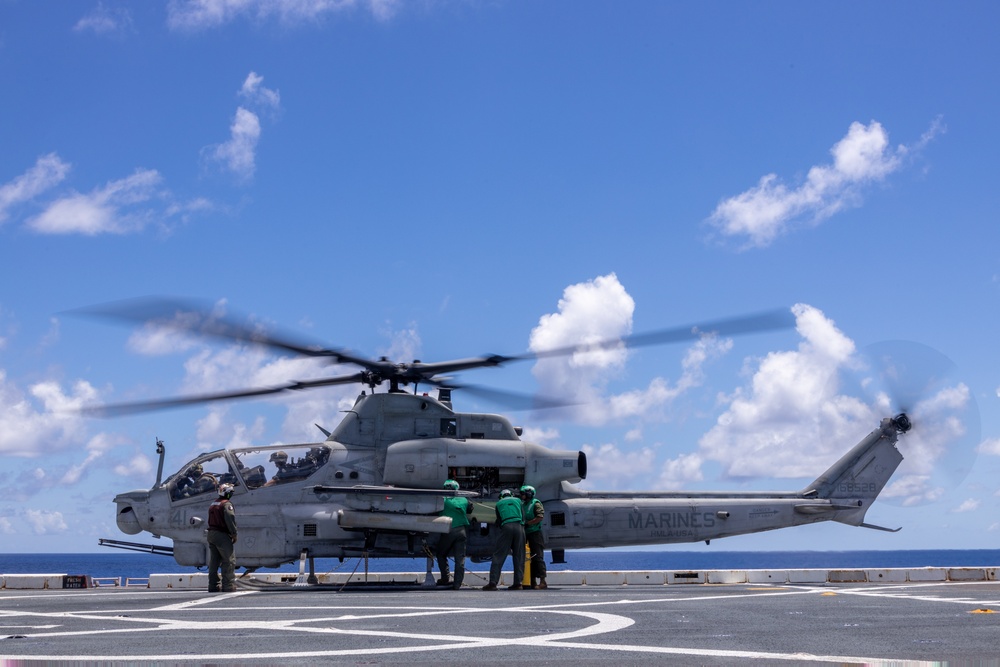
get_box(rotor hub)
[891,413,912,433]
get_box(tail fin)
[800,415,908,528]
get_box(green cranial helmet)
[499,489,513,499]
[443,479,460,490]
[520,485,535,497]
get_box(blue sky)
[1,1,998,555]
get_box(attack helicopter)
[82,298,914,573]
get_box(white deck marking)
[1,582,992,663]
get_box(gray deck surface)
[2,580,999,665]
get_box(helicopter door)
[418,447,446,483]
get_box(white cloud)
[0,517,12,534]
[952,498,980,513]
[127,299,232,356]
[26,168,164,235]
[708,119,941,248]
[74,3,134,34]
[167,0,400,31]
[0,370,97,457]
[0,153,71,224]
[196,407,267,450]
[59,433,118,485]
[240,71,281,111]
[580,442,657,489]
[59,450,104,485]
[658,452,704,490]
[25,509,68,535]
[530,273,732,425]
[979,438,1000,456]
[699,303,871,478]
[4,156,208,235]
[206,108,262,182]
[205,72,281,182]
[520,426,561,446]
[697,303,976,506]
[113,453,154,478]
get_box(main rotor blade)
[403,309,796,377]
[514,308,796,362]
[70,296,375,367]
[425,377,573,411]
[82,372,365,417]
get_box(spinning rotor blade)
[863,340,959,415]
[520,308,796,362]
[410,308,797,375]
[82,372,365,417]
[426,378,573,411]
[72,297,795,416]
[857,341,981,506]
[71,296,375,367]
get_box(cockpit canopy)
[164,444,332,502]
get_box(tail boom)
[541,415,907,550]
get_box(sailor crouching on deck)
[207,483,238,592]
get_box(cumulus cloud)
[0,517,12,534]
[708,119,943,248]
[529,273,731,424]
[697,303,976,506]
[167,0,401,30]
[520,426,561,447]
[26,168,165,235]
[74,3,135,34]
[658,452,704,490]
[204,72,281,182]
[196,407,267,451]
[113,453,155,478]
[0,154,71,224]
[0,370,97,457]
[580,442,658,489]
[25,509,68,535]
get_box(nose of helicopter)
[113,489,150,535]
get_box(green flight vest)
[523,498,542,534]
[441,496,471,528]
[495,496,523,525]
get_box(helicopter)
[83,298,914,574]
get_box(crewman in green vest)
[520,485,547,589]
[483,489,525,591]
[436,479,474,590]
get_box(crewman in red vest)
[207,483,238,592]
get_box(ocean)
[1,550,997,581]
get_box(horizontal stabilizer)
[860,522,902,533]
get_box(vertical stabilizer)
[802,415,907,527]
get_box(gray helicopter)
[85,299,912,573]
